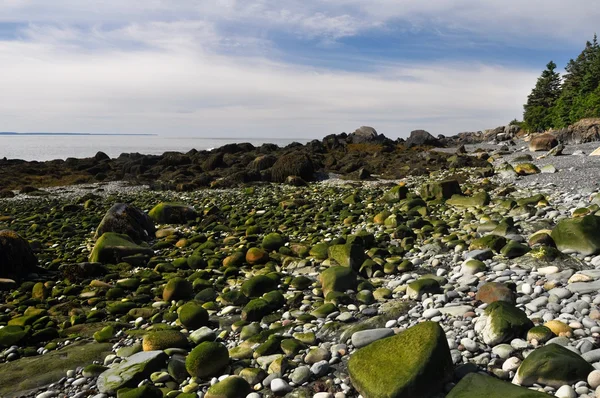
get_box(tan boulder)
[529,133,558,152]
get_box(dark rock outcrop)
[0,230,39,280]
[95,203,155,242]
[405,130,441,148]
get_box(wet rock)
[95,203,155,242]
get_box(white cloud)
[0,23,537,138]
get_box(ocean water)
[0,135,307,161]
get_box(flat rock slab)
[0,340,112,398]
[97,350,167,393]
[567,279,600,295]
[351,328,394,348]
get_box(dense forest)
[523,35,600,132]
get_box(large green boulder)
[514,343,593,388]
[178,302,209,329]
[469,235,507,253]
[241,298,271,322]
[447,373,548,398]
[162,277,193,301]
[148,202,197,224]
[474,301,533,346]
[89,232,153,264]
[319,266,357,297]
[406,278,440,300]
[186,341,229,379]
[327,244,365,271]
[420,180,461,201]
[0,325,27,347]
[205,376,252,398]
[551,215,600,255]
[94,203,155,242]
[500,241,531,259]
[0,230,39,281]
[97,350,167,394]
[348,321,452,398]
[382,185,409,203]
[447,192,490,208]
[118,385,163,398]
[241,275,278,298]
[142,330,188,351]
[262,233,285,251]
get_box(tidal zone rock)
[89,232,153,264]
[551,215,600,255]
[148,202,197,224]
[348,321,452,398]
[0,230,38,280]
[475,301,533,346]
[95,203,155,242]
[447,373,548,398]
[97,350,167,393]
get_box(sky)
[0,1,598,139]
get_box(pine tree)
[523,61,562,132]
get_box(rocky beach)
[5,123,600,398]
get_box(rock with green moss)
[551,215,600,255]
[382,185,409,203]
[500,241,531,258]
[186,341,229,379]
[447,373,548,398]
[262,233,285,251]
[311,303,337,318]
[97,350,167,393]
[348,321,452,398]
[205,376,251,398]
[327,244,365,271]
[89,232,153,264]
[163,277,193,301]
[241,275,278,298]
[514,163,540,175]
[117,384,163,398]
[514,343,593,388]
[0,325,27,347]
[94,203,155,242]
[447,192,490,208]
[406,278,440,300]
[319,266,357,297]
[241,298,271,322]
[309,243,329,260]
[526,325,554,343]
[148,203,197,224]
[420,180,461,201]
[142,330,188,351]
[245,247,269,265]
[469,235,507,252]
[474,301,533,346]
[461,259,486,275]
[178,302,209,329]
[93,325,114,343]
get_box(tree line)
[523,35,600,132]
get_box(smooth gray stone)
[97,351,167,394]
[463,250,493,261]
[351,328,394,348]
[567,280,600,295]
[583,349,600,363]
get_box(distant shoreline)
[0,132,157,136]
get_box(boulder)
[420,180,462,201]
[447,373,548,398]
[95,203,155,242]
[241,275,278,298]
[148,203,197,224]
[162,277,193,302]
[142,330,188,351]
[88,232,153,264]
[262,232,285,251]
[0,230,39,280]
[474,301,533,346]
[447,192,490,207]
[514,163,540,175]
[528,133,558,152]
[186,341,229,379]
[555,118,600,144]
[97,350,167,393]
[348,126,380,144]
[319,266,357,297]
[205,376,252,398]
[407,278,441,300]
[270,152,314,183]
[382,185,409,203]
[513,343,593,388]
[178,302,209,329]
[348,321,452,398]
[405,130,441,148]
[551,215,600,255]
[476,282,516,304]
[327,244,365,271]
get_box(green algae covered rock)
[447,192,490,208]
[514,343,593,388]
[205,376,251,398]
[447,373,548,398]
[117,385,163,398]
[320,266,357,297]
[245,247,269,265]
[163,277,193,302]
[241,275,278,298]
[406,278,440,300]
[142,330,188,351]
[309,243,329,260]
[551,215,600,255]
[475,301,533,346]
[327,244,365,271]
[382,185,409,203]
[178,301,209,330]
[348,321,452,398]
[97,350,167,393]
[514,163,540,175]
[186,341,229,379]
[0,325,27,347]
[420,180,461,201]
[89,232,153,264]
[262,232,285,251]
[501,241,531,258]
[93,325,114,343]
[148,202,197,224]
[469,235,507,252]
[241,298,271,322]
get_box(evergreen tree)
[523,61,561,132]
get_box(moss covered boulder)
[348,321,452,398]
[551,215,600,255]
[241,275,278,298]
[501,241,531,258]
[118,385,163,398]
[0,230,39,280]
[89,232,153,264]
[474,301,533,346]
[186,341,229,379]
[469,235,506,252]
[406,278,440,300]
[0,325,27,348]
[148,202,197,224]
[262,232,285,251]
[163,277,193,301]
[320,266,357,297]
[95,203,155,242]
[270,152,315,183]
[514,343,593,388]
[447,192,490,208]
[245,247,269,265]
[178,302,209,329]
[205,376,252,398]
[327,244,365,271]
[142,330,189,351]
[514,163,540,175]
[447,373,548,398]
[420,180,461,201]
[97,350,167,393]
[241,298,271,321]
[309,243,329,260]
[382,185,409,203]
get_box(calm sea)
[0,135,308,161]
